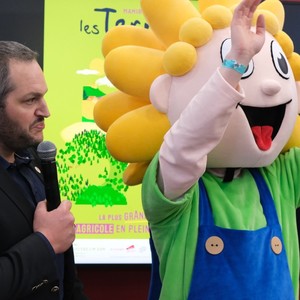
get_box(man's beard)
[0,110,42,152]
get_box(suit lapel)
[0,165,34,227]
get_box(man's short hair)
[0,41,38,108]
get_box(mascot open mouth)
[239,100,291,151]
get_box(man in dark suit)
[0,41,88,299]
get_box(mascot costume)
[94,0,300,298]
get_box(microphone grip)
[40,160,61,211]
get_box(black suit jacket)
[0,150,88,300]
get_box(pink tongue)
[251,126,273,151]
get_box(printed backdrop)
[44,0,151,264]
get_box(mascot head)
[94,0,300,184]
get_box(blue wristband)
[222,59,247,75]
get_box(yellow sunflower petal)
[105,46,165,98]
[123,161,151,185]
[106,104,170,162]
[93,91,149,132]
[102,25,165,57]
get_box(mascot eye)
[221,38,254,79]
[271,40,290,80]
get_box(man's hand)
[33,200,76,254]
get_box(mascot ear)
[150,74,172,114]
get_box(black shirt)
[0,151,46,205]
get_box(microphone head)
[37,141,57,161]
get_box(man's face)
[0,59,50,155]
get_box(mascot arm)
[158,69,245,200]
[157,0,265,200]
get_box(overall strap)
[199,179,214,226]
[249,168,280,227]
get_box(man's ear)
[297,81,300,114]
[150,74,172,114]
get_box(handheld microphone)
[37,141,61,211]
